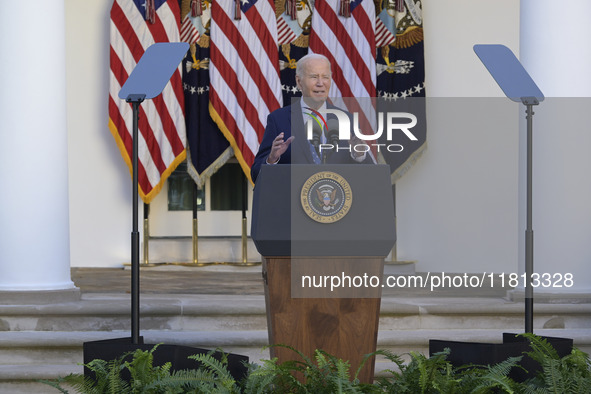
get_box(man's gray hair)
[295,53,332,78]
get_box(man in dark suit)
[251,54,371,183]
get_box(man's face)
[296,58,331,109]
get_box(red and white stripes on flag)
[309,0,377,158]
[180,16,200,45]
[375,17,396,48]
[109,0,186,203]
[310,0,376,99]
[277,15,298,45]
[209,0,283,182]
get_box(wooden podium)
[252,164,396,383]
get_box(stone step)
[1,294,590,332]
[379,297,591,330]
[2,328,590,364]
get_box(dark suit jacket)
[251,99,371,183]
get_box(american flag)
[310,0,376,99]
[309,0,377,157]
[109,0,186,203]
[375,17,396,48]
[180,16,200,45]
[277,14,298,45]
[209,0,283,182]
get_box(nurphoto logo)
[304,107,418,154]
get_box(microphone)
[323,119,341,163]
[326,119,340,146]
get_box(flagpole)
[193,183,199,265]
[241,173,248,264]
[143,203,150,265]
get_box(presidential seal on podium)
[300,171,352,223]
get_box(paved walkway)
[72,265,265,295]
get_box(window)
[167,161,246,211]
[210,163,245,211]
[167,162,205,211]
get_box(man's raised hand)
[267,132,294,164]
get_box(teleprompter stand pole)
[523,98,538,333]
[117,42,188,343]
[474,44,544,333]
[126,94,145,345]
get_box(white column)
[0,1,75,291]
[519,0,591,293]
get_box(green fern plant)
[375,348,462,393]
[375,347,523,394]
[185,352,241,392]
[456,356,523,394]
[518,333,591,394]
[241,344,379,393]
[40,344,243,394]
[40,356,131,394]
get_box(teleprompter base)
[83,337,249,383]
[429,333,573,382]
